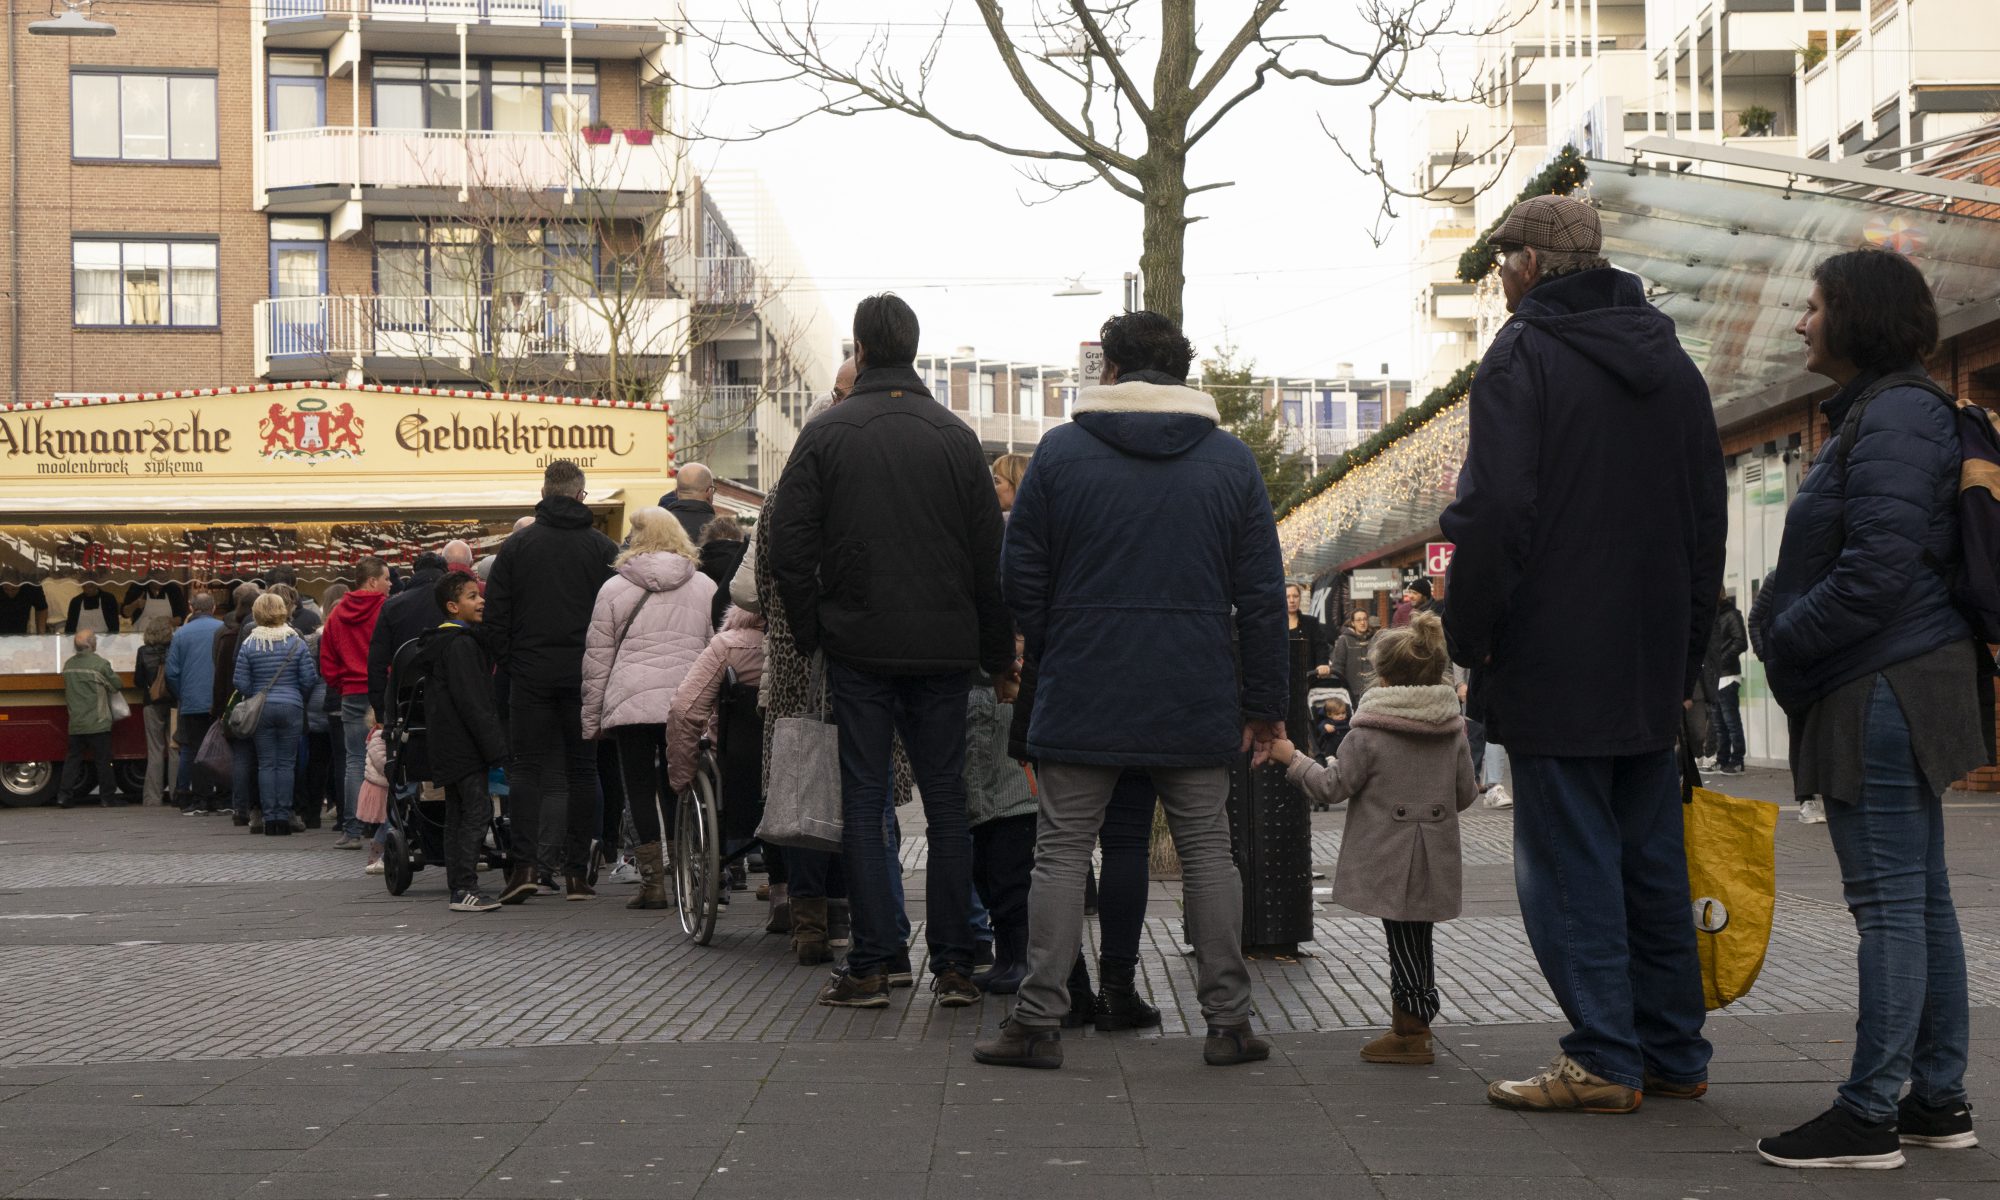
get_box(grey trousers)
[1015,763,1252,1027]
[143,705,171,805]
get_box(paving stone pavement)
[2,768,1999,1196]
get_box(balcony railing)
[263,127,675,195]
[262,0,665,27]
[255,293,682,369]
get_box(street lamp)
[30,2,116,35]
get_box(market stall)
[0,381,676,801]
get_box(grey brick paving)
[4,773,2000,1068]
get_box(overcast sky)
[680,2,1439,379]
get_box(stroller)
[377,635,518,897]
[675,668,765,944]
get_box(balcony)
[262,127,676,215]
[259,0,671,58]
[255,292,687,379]
[956,411,1066,453]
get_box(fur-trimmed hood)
[1073,379,1221,422]
[1071,378,1221,461]
[1353,682,1462,734]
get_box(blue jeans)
[253,704,305,823]
[1823,677,1969,1122]
[1712,683,1745,770]
[230,736,259,819]
[1510,749,1711,1090]
[339,693,370,835]
[827,663,974,979]
[174,711,215,806]
[882,804,914,946]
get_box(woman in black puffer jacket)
[1752,250,1991,1169]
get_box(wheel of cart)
[674,669,765,944]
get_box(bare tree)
[694,0,1514,325]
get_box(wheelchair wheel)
[674,754,723,944]
[383,827,414,897]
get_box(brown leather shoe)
[498,866,537,905]
[1204,1022,1272,1066]
[565,874,595,901]
[1488,1055,1641,1114]
[1643,1072,1709,1100]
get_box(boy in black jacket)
[418,573,508,912]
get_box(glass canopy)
[1585,157,2000,422]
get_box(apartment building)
[1259,369,1412,470]
[1,0,828,486]
[1301,0,2000,771]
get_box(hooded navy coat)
[1002,374,1288,766]
[1441,268,1727,758]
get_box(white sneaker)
[1485,784,1513,809]
[364,860,385,875]
[607,860,639,885]
[1798,799,1827,825]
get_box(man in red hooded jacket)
[320,557,390,848]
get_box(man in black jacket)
[770,293,1010,1009]
[366,553,446,721]
[1706,592,1749,774]
[415,573,507,912]
[660,461,717,543]
[1441,195,1726,1114]
[484,461,618,903]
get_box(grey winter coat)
[966,683,1035,827]
[1285,682,1478,922]
[1329,628,1378,699]
[580,551,716,739]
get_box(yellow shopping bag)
[1684,785,1779,1010]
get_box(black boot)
[1061,952,1095,1029]
[975,923,1028,995]
[1092,957,1162,1031]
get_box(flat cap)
[1491,194,1601,255]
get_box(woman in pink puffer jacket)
[581,506,716,909]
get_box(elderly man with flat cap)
[1440,194,1727,1113]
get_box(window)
[1281,390,1306,427]
[1018,377,1036,417]
[268,56,324,132]
[72,70,217,162]
[73,239,218,327]
[977,371,996,418]
[1357,398,1383,431]
[371,58,597,132]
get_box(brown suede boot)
[627,842,672,910]
[1360,1005,1435,1065]
[791,896,832,965]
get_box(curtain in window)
[171,243,218,326]
[122,242,170,325]
[120,76,169,160]
[72,243,121,325]
[169,77,217,159]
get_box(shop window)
[73,239,218,328]
[71,70,217,162]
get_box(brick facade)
[1,7,665,408]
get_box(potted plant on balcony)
[581,119,615,146]
[622,127,655,146]
[1738,105,1776,137]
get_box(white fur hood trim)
[1073,379,1221,422]
[1354,683,1461,726]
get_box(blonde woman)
[991,453,1031,518]
[231,591,319,835]
[581,506,717,908]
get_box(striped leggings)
[1384,919,1441,1023]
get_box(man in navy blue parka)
[974,309,1288,1071]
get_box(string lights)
[1277,398,1469,569]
